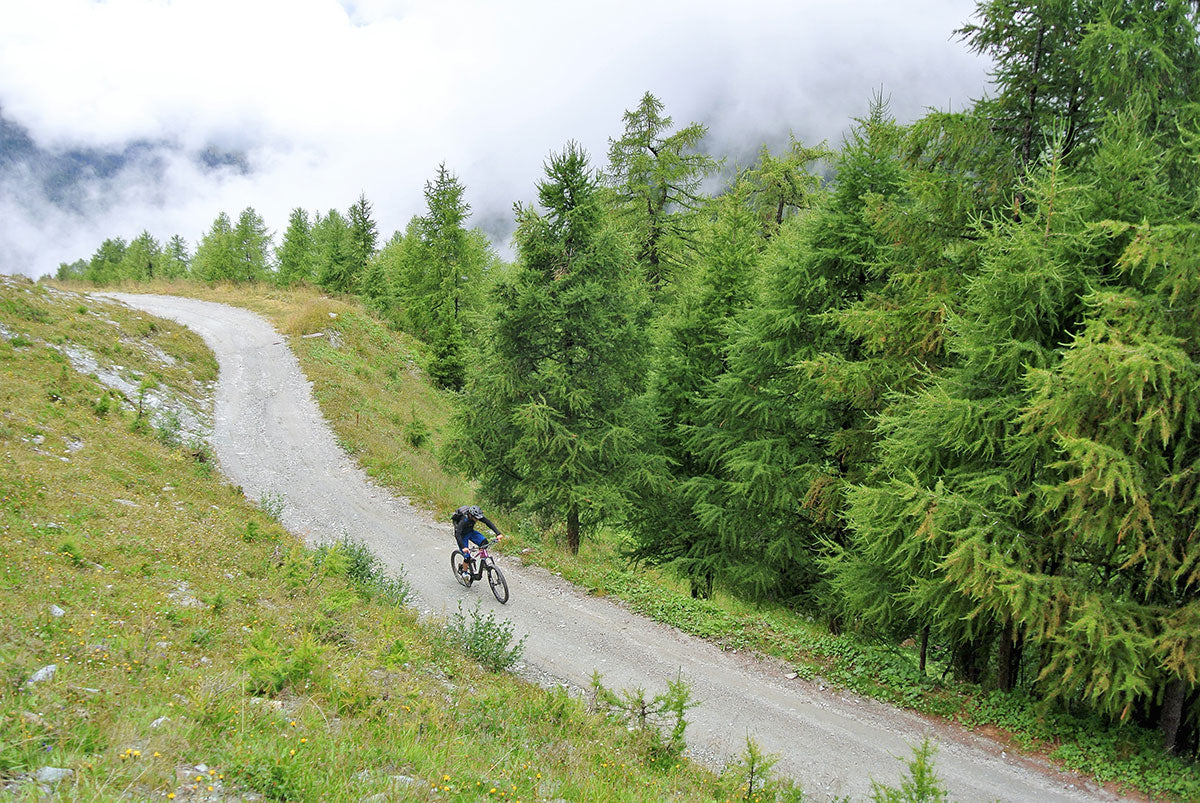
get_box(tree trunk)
[919,625,930,676]
[566,504,580,555]
[1160,677,1186,754]
[953,636,985,684]
[997,619,1023,692]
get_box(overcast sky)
[0,0,993,278]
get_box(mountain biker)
[452,504,501,580]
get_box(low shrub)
[444,600,526,672]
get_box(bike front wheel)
[451,551,471,588]
[487,563,509,604]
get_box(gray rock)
[151,716,170,729]
[49,605,66,618]
[26,664,57,685]
[34,767,73,784]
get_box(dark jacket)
[452,505,500,543]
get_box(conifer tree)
[375,220,428,330]
[743,136,830,238]
[192,212,238,283]
[816,108,1011,662]
[162,235,190,280]
[314,209,355,294]
[1006,223,1200,751]
[606,92,718,289]
[417,165,472,388]
[120,230,162,282]
[276,208,315,286]
[842,0,1200,703]
[347,192,379,289]
[84,237,127,284]
[957,0,1100,170]
[453,142,649,553]
[232,207,271,283]
[683,103,904,606]
[625,181,765,597]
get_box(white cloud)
[0,0,991,277]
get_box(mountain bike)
[451,537,509,604]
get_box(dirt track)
[102,293,1124,802]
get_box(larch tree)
[192,213,238,283]
[625,180,765,598]
[452,142,650,553]
[162,235,190,280]
[417,164,472,390]
[683,102,904,607]
[232,207,272,283]
[276,208,315,286]
[743,135,830,238]
[605,91,719,289]
[120,230,162,282]
[347,192,379,292]
[85,237,126,284]
[314,209,355,294]
[816,108,1012,667]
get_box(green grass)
[1,276,807,801]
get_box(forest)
[55,0,1200,761]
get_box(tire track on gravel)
[102,293,1124,802]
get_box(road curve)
[101,293,1123,803]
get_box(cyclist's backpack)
[451,509,464,525]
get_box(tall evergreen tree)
[840,0,1200,709]
[683,103,904,607]
[232,207,271,283]
[162,234,190,280]
[375,220,428,329]
[626,181,765,597]
[816,108,1011,665]
[347,192,379,291]
[314,209,355,294]
[120,230,162,282]
[418,165,471,389]
[84,237,127,284]
[744,136,830,238]
[276,208,315,286]
[605,92,718,289]
[192,213,238,282]
[958,0,1100,171]
[453,143,649,553]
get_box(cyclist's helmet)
[466,505,484,520]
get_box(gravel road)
[102,293,1125,802]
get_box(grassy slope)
[58,279,1200,801]
[0,277,757,801]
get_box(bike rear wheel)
[487,562,509,604]
[451,551,471,588]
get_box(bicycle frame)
[463,545,494,580]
